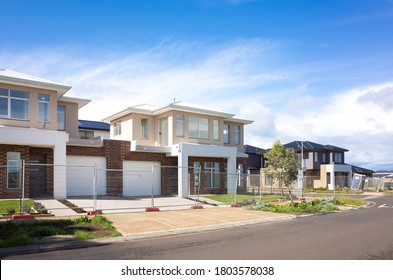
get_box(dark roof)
[78,120,110,131]
[284,141,348,152]
[244,145,265,155]
[351,165,374,174]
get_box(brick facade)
[0,145,54,199]
[1,139,247,199]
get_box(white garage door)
[66,156,107,196]
[123,161,161,197]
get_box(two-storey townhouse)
[102,101,253,197]
[284,141,352,189]
[0,69,90,199]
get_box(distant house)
[283,141,352,189]
[243,140,373,190]
[78,120,110,140]
[243,144,265,173]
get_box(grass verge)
[0,215,122,248]
[248,196,366,214]
[204,194,280,205]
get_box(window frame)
[7,152,21,189]
[176,114,185,137]
[0,88,30,120]
[114,122,122,136]
[189,116,209,139]
[38,93,50,122]
[141,118,149,139]
[57,105,66,131]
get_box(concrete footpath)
[0,204,295,257]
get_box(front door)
[29,154,47,197]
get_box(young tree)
[263,140,299,203]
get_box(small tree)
[263,140,299,204]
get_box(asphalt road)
[3,195,393,260]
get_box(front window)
[204,162,220,188]
[0,88,29,120]
[7,152,21,189]
[141,118,149,139]
[189,116,208,139]
[38,93,50,122]
[57,105,65,130]
[314,152,319,162]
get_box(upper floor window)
[176,115,185,137]
[322,153,327,163]
[213,120,219,141]
[141,118,149,139]
[38,93,50,122]
[79,130,94,139]
[314,152,319,162]
[189,116,208,139]
[234,125,241,145]
[0,88,29,120]
[57,105,65,131]
[114,122,122,136]
[223,124,230,144]
[334,152,343,163]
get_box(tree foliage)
[263,140,299,197]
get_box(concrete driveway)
[35,196,224,217]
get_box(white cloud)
[275,83,393,170]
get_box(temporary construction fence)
[1,161,390,214]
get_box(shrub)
[6,208,16,215]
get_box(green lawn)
[204,194,280,204]
[0,199,34,215]
[0,215,122,248]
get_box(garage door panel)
[66,156,107,196]
[123,161,161,197]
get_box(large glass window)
[204,162,220,188]
[141,118,149,139]
[0,88,29,120]
[57,105,65,130]
[189,116,209,139]
[176,115,184,137]
[223,124,230,144]
[213,120,219,141]
[38,93,50,122]
[7,152,21,189]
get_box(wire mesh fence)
[1,162,390,215]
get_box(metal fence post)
[93,162,98,211]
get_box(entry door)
[29,154,47,197]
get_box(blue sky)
[1,0,393,170]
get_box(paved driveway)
[35,196,223,216]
